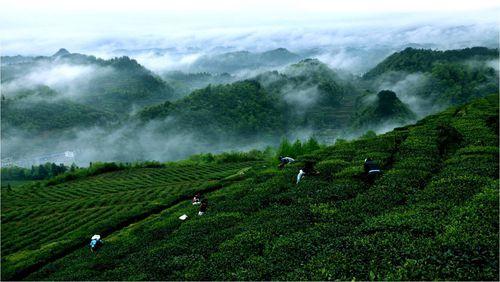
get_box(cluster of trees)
[1,97,117,134]
[427,62,498,104]
[276,137,322,158]
[1,163,74,181]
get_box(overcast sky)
[0,0,499,55]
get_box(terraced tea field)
[1,161,261,279]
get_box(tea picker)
[198,199,208,216]
[364,158,382,175]
[90,234,104,253]
[296,160,319,184]
[278,156,295,169]
[192,192,201,205]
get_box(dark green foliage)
[363,47,498,108]
[352,90,417,128]
[427,62,499,105]
[364,47,498,78]
[1,96,117,135]
[436,123,463,156]
[1,51,174,137]
[276,137,321,158]
[137,80,286,139]
[1,163,68,181]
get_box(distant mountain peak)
[52,48,70,57]
[265,47,291,53]
[375,90,414,117]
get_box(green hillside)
[1,97,117,135]
[1,161,261,280]
[139,59,360,142]
[138,80,286,140]
[362,47,498,107]
[352,90,417,129]
[2,94,497,280]
[364,47,498,78]
[1,50,174,114]
[256,58,360,131]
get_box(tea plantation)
[1,161,260,280]
[2,95,499,280]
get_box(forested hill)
[363,46,498,78]
[1,49,174,112]
[138,59,361,141]
[363,46,498,109]
[1,49,175,137]
[351,90,417,129]
[2,94,497,280]
[188,48,301,73]
[137,80,286,140]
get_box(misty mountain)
[2,46,498,164]
[1,49,175,112]
[138,80,286,141]
[2,96,117,135]
[140,58,361,143]
[162,71,236,97]
[188,48,302,74]
[363,47,498,78]
[0,85,117,134]
[352,90,417,129]
[362,47,499,115]
[255,58,361,131]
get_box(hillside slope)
[352,90,417,129]
[363,47,498,78]
[1,49,175,115]
[2,94,496,280]
[362,47,498,109]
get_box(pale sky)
[0,0,499,55]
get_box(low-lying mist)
[1,119,282,166]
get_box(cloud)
[3,62,114,100]
[374,72,438,117]
[282,85,320,110]
[1,117,279,166]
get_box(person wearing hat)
[90,235,104,253]
[278,156,295,169]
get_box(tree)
[277,137,293,158]
[37,164,48,179]
[303,137,321,152]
